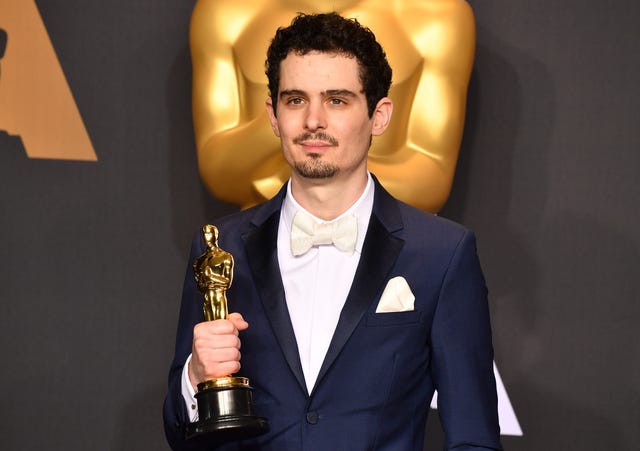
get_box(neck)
[290,171,368,221]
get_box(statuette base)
[186,378,269,442]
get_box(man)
[164,12,502,450]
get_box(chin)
[294,160,339,179]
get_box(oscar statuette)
[186,224,269,442]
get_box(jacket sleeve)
[430,230,503,450]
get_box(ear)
[265,98,281,137]
[371,97,393,136]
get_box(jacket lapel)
[314,178,405,392]
[242,187,308,395]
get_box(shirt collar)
[282,173,374,253]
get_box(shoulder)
[401,0,474,23]
[391,202,483,281]
[200,189,284,243]
[398,200,471,243]
[187,209,255,263]
[191,0,267,23]
[190,0,268,45]
[203,206,259,240]
[399,0,475,62]
[373,175,471,244]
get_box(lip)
[299,141,333,150]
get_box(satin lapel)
[314,180,405,391]
[242,199,308,395]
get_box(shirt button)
[306,411,319,424]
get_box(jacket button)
[306,411,319,424]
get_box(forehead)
[278,51,363,91]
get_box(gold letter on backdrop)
[0,0,97,161]
[190,0,475,212]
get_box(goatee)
[294,155,339,179]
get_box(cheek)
[274,115,299,141]
[343,122,373,149]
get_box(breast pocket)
[365,310,421,327]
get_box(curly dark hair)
[265,12,392,117]
[0,28,7,59]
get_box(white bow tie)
[290,210,358,256]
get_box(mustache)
[293,132,339,146]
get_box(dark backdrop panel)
[439,2,640,449]
[1,1,638,450]
[1,1,235,450]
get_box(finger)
[194,345,241,364]
[194,319,238,337]
[190,356,241,385]
[227,312,249,331]
[201,361,241,379]
[193,333,241,351]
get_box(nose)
[304,101,327,131]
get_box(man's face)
[266,51,389,183]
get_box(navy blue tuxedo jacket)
[164,177,502,450]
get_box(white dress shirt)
[277,174,373,393]
[181,173,374,418]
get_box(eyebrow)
[279,89,360,99]
[324,89,359,98]
[279,89,306,99]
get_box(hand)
[188,312,249,391]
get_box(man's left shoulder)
[396,199,471,240]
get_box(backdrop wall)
[1,1,638,450]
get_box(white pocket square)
[375,276,415,313]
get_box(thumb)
[227,312,249,331]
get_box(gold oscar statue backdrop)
[189,0,475,213]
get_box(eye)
[329,97,345,105]
[287,97,304,105]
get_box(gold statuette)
[193,224,233,322]
[186,225,269,442]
